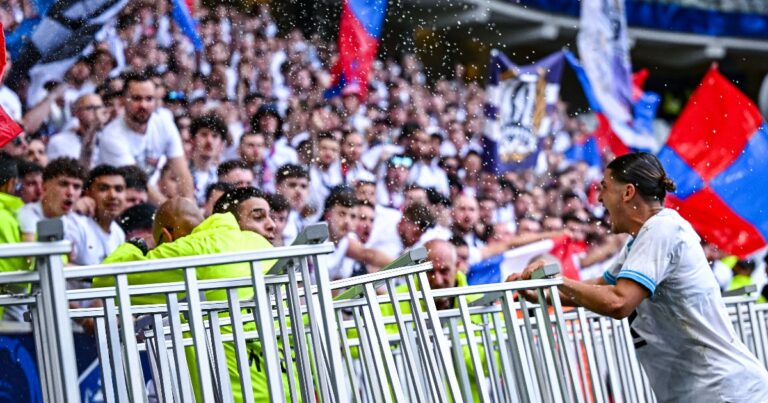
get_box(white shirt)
[409,161,450,196]
[375,181,405,210]
[309,163,343,212]
[265,141,299,175]
[96,110,184,176]
[0,85,22,122]
[47,129,99,168]
[366,206,403,253]
[604,209,768,402]
[64,214,125,266]
[326,233,356,281]
[17,202,46,235]
[191,164,218,206]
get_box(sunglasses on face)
[389,156,414,169]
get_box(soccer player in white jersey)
[511,153,768,402]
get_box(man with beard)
[96,72,193,202]
[18,158,87,241]
[47,94,107,168]
[213,187,277,243]
[189,114,228,204]
[64,165,127,266]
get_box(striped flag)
[574,0,658,156]
[324,0,388,99]
[659,67,768,257]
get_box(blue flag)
[172,0,203,52]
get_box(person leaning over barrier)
[93,197,290,402]
[509,153,768,403]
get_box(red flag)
[659,67,768,256]
[0,22,23,149]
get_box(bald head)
[153,197,204,245]
[425,239,458,294]
[73,93,105,131]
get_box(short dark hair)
[190,113,229,141]
[402,202,435,231]
[17,160,43,178]
[117,203,157,233]
[265,192,290,213]
[205,182,235,202]
[317,131,338,143]
[449,235,468,248]
[120,165,148,191]
[400,122,423,141]
[275,163,309,184]
[122,71,154,93]
[0,154,18,186]
[217,159,250,178]
[607,152,676,203]
[323,185,357,214]
[43,158,88,183]
[213,187,267,220]
[86,165,125,190]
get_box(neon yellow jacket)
[93,213,288,402]
[0,192,28,317]
[94,213,275,304]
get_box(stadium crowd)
[0,0,763,312]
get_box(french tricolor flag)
[467,236,583,285]
[324,0,387,100]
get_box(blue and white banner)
[483,50,564,172]
[8,0,129,105]
[574,0,658,153]
[577,0,633,124]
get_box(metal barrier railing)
[723,287,768,370]
[1,217,766,403]
[330,247,464,403]
[0,219,79,403]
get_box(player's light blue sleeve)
[617,227,679,296]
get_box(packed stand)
[0,0,763,316]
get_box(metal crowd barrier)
[2,217,766,403]
[723,286,768,370]
[0,219,348,403]
[331,247,463,403]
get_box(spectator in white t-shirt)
[401,123,450,196]
[64,165,127,266]
[250,104,298,173]
[237,132,274,192]
[323,187,391,280]
[309,132,343,211]
[96,72,194,202]
[47,94,107,169]
[217,159,254,189]
[275,164,313,245]
[189,114,228,204]
[17,158,87,241]
[340,131,373,184]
